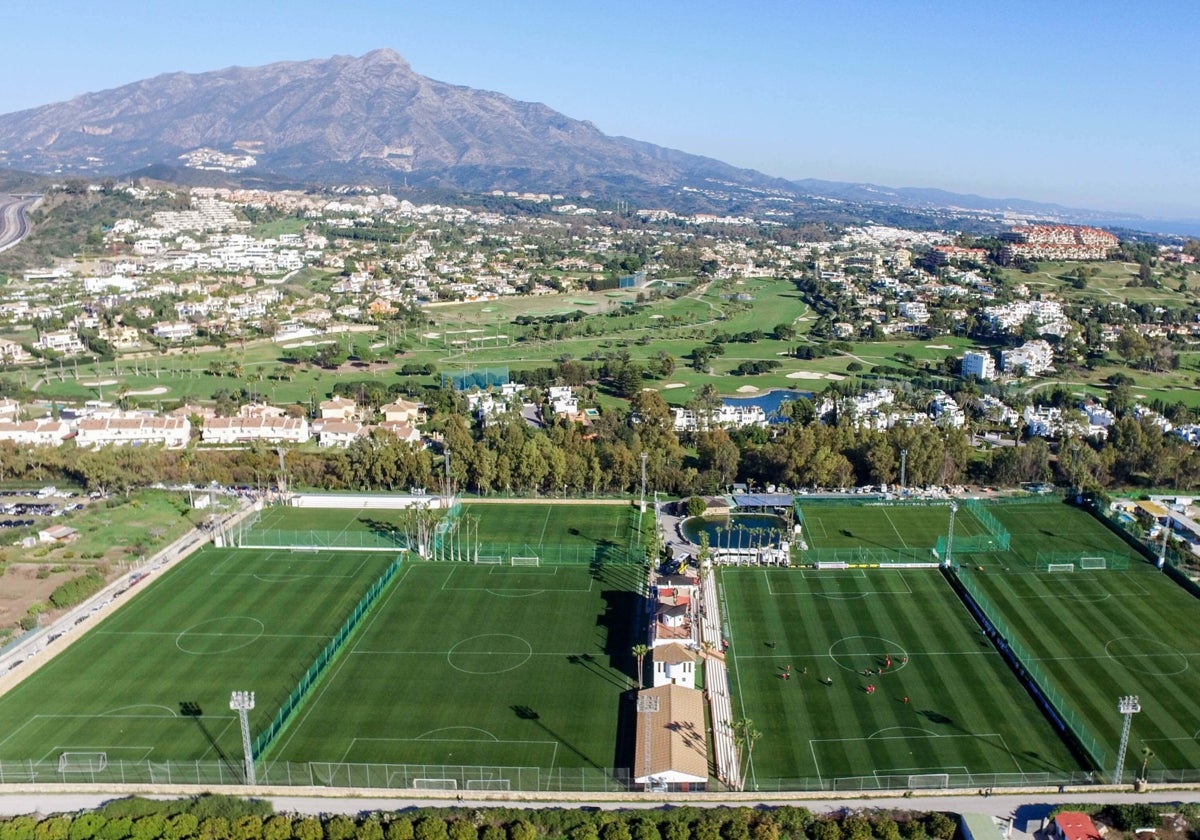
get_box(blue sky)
[3,0,1199,218]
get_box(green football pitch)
[0,501,645,787]
[721,566,1085,788]
[963,502,1200,775]
[267,561,641,784]
[798,502,987,551]
[0,546,397,765]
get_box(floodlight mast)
[1114,694,1141,784]
[900,449,908,494]
[229,690,256,785]
[943,502,957,568]
[640,452,648,513]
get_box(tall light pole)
[229,690,256,785]
[1158,524,1169,570]
[636,694,659,791]
[899,449,908,494]
[944,502,958,568]
[639,452,648,514]
[1114,695,1141,784]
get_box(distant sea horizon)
[1096,218,1200,238]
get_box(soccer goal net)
[290,545,320,553]
[1046,563,1075,573]
[511,556,540,567]
[414,778,458,790]
[466,778,511,791]
[1078,557,1107,570]
[907,772,949,789]
[58,752,107,773]
[475,555,503,565]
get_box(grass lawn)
[959,501,1200,776]
[268,560,643,789]
[0,546,396,768]
[798,502,988,554]
[721,566,1084,788]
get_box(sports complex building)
[1,490,1200,794]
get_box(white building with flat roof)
[962,350,996,381]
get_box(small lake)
[682,513,788,547]
[721,390,812,422]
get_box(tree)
[731,717,762,791]
[686,495,708,518]
[632,643,650,689]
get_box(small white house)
[652,642,697,689]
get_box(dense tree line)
[0,796,962,840]
[7,377,1200,496]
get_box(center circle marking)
[447,633,533,674]
[176,617,264,654]
[828,635,909,673]
[1104,636,1189,676]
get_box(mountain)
[0,49,795,198]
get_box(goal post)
[414,778,458,790]
[1046,563,1075,573]
[1078,557,1107,570]
[511,556,540,567]
[466,778,511,791]
[907,772,949,789]
[58,752,108,773]
[475,555,503,565]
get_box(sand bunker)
[826,373,846,380]
[786,371,826,380]
[663,383,686,389]
[736,385,760,393]
[81,379,118,387]
[126,386,170,396]
[926,344,953,350]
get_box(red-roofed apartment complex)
[1001,225,1118,262]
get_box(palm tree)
[1139,747,1154,781]
[731,717,762,792]
[632,643,650,689]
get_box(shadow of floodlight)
[179,700,240,779]
[511,704,600,769]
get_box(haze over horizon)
[4,0,1198,220]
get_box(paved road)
[0,787,1197,819]
[0,194,38,253]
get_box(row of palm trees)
[712,522,784,553]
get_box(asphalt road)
[0,194,38,253]
[0,787,1197,820]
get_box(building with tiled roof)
[632,684,708,791]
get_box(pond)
[721,389,812,423]
[682,513,788,547]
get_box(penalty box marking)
[811,731,1024,777]
[337,734,560,765]
[208,552,372,580]
[994,574,1150,599]
[439,566,594,593]
[765,569,914,596]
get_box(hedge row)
[0,798,960,840]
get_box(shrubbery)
[47,569,105,609]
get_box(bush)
[48,569,105,609]
[686,496,708,517]
[326,816,356,840]
[386,821,415,840]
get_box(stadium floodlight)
[640,452,648,514]
[943,502,957,568]
[229,690,256,785]
[636,694,659,790]
[900,449,907,494]
[1113,695,1141,784]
